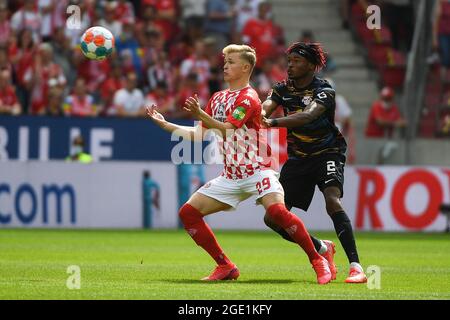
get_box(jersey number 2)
[256,178,271,195]
[327,161,336,175]
[317,92,327,99]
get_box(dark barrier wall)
[0,116,195,161]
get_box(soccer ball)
[80,26,114,60]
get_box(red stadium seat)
[425,93,441,108]
[443,82,450,94]
[356,22,393,48]
[372,28,393,45]
[368,45,389,66]
[379,66,405,88]
[368,47,406,88]
[426,82,443,96]
[350,2,366,25]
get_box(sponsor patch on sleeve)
[232,106,246,120]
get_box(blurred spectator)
[145,80,175,116]
[271,54,287,81]
[168,34,191,66]
[142,169,160,229]
[72,50,110,95]
[0,3,11,46]
[28,43,66,115]
[0,46,12,74]
[234,0,261,32]
[175,72,208,119]
[115,19,142,77]
[100,61,125,116]
[0,69,21,115]
[63,78,96,117]
[140,28,163,73]
[141,0,178,44]
[115,0,136,23]
[98,1,123,38]
[135,5,165,43]
[365,86,407,138]
[180,39,211,96]
[113,72,145,117]
[203,36,222,69]
[203,37,223,93]
[136,5,163,46]
[64,0,91,48]
[147,51,174,93]
[0,0,291,122]
[242,1,278,68]
[10,0,41,42]
[254,58,275,100]
[381,0,414,52]
[45,86,64,116]
[433,0,450,79]
[10,28,36,114]
[180,0,206,40]
[66,135,93,163]
[50,27,73,85]
[38,0,68,42]
[205,0,235,50]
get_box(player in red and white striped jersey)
[147,44,331,284]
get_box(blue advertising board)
[0,116,197,161]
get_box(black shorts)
[279,153,346,211]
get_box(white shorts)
[197,169,284,209]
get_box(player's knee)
[179,203,202,226]
[266,203,289,224]
[324,195,341,214]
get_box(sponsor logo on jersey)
[302,95,313,106]
[203,182,212,189]
[214,103,227,122]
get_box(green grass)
[0,229,449,300]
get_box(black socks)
[331,211,360,263]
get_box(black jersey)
[268,77,347,158]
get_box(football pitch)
[1,229,449,300]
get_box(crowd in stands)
[0,0,288,119]
[343,0,450,138]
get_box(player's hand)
[262,117,273,128]
[184,94,201,118]
[146,104,167,128]
[260,109,267,124]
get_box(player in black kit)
[263,42,367,283]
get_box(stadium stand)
[1,0,449,164]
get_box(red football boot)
[311,256,332,285]
[201,263,240,281]
[321,240,337,280]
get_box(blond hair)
[222,44,257,70]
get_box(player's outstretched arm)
[184,94,236,137]
[264,101,326,128]
[146,105,204,141]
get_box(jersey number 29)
[256,178,271,194]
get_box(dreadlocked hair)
[286,42,327,72]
